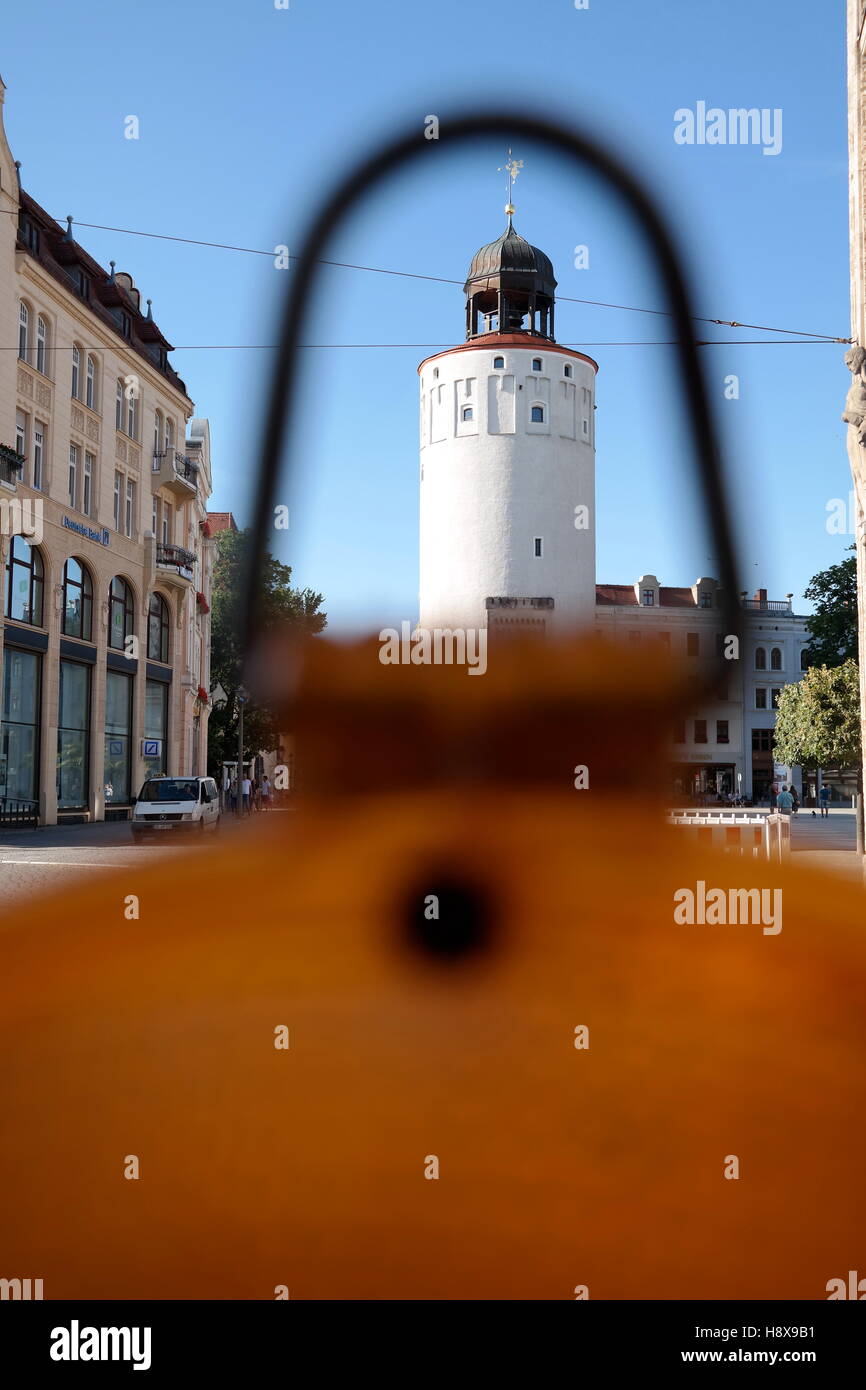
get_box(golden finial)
[498,149,523,222]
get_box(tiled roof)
[595,585,700,608]
[206,512,237,533]
[17,190,189,398]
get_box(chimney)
[754,588,767,603]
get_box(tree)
[773,660,861,775]
[207,528,326,777]
[802,548,858,668]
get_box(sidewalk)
[789,809,863,883]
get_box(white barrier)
[666,810,791,862]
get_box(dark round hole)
[400,872,494,961]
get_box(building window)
[15,410,26,462]
[694,719,708,743]
[493,356,505,369]
[755,646,766,669]
[21,218,40,255]
[83,452,94,517]
[164,417,175,456]
[534,537,543,558]
[4,535,44,626]
[1,648,41,802]
[32,422,44,491]
[162,502,172,545]
[564,364,572,378]
[73,267,90,300]
[71,344,81,399]
[108,576,134,651]
[113,471,122,531]
[36,316,47,375]
[716,720,729,744]
[115,378,124,431]
[800,649,809,671]
[699,592,712,608]
[126,389,138,440]
[530,405,545,423]
[152,496,158,536]
[687,632,699,656]
[433,367,439,379]
[770,646,782,670]
[120,310,132,339]
[57,660,91,810]
[104,670,133,804]
[18,301,29,362]
[752,728,772,752]
[147,592,170,663]
[673,718,686,743]
[153,410,162,462]
[641,589,655,606]
[143,679,168,779]
[85,355,96,410]
[532,357,542,371]
[462,406,473,421]
[68,444,78,510]
[62,557,93,641]
[125,479,136,537]
[658,630,671,649]
[756,687,767,709]
[771,687,782,708]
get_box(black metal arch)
[242,108,742,662]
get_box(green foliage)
[802,548,858,668]
[207,528,326,776]
[773,659,861,772]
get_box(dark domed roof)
[464,221,556,290]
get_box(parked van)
[131,775,220,839]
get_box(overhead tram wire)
[3,207,848,346]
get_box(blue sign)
[108,739,124,756]
[142,739,161,758]
[62,515,110,546]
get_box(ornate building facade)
[0,77,213,825]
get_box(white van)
[131,775,221,839]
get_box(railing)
[0,797,39,830]
[0,443,25,486]
[667,808,790,862]
[156,542,196,572]
[741,599,792,613]
[172,451,199,485]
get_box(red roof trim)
[418,334,599,375]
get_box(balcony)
[156,542,195,587]
[151,448,199,498]
[0,443,25,489]
[741,599,792,613]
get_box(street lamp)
[236,686,248,817]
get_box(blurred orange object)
[0,637,863,1300]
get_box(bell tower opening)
[463,214,557,342]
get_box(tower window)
[564,364,573,378]
[532,358,542,372]
[461,406,473,422]
[530,405,545,423]
[433,367,439,379]
[534,537,543,557]
[493,356,505,369]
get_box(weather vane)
[498,149,523,219]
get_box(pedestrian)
[229,778,237,815]
[791,785,800,816]
[241,773,252,815]
[820,784,830,819]
[776,785,794,816]
[261,774,272,810]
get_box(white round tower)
[418,217,598,637]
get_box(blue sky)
[1,0,854,631]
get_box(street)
[0,811,287,910]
